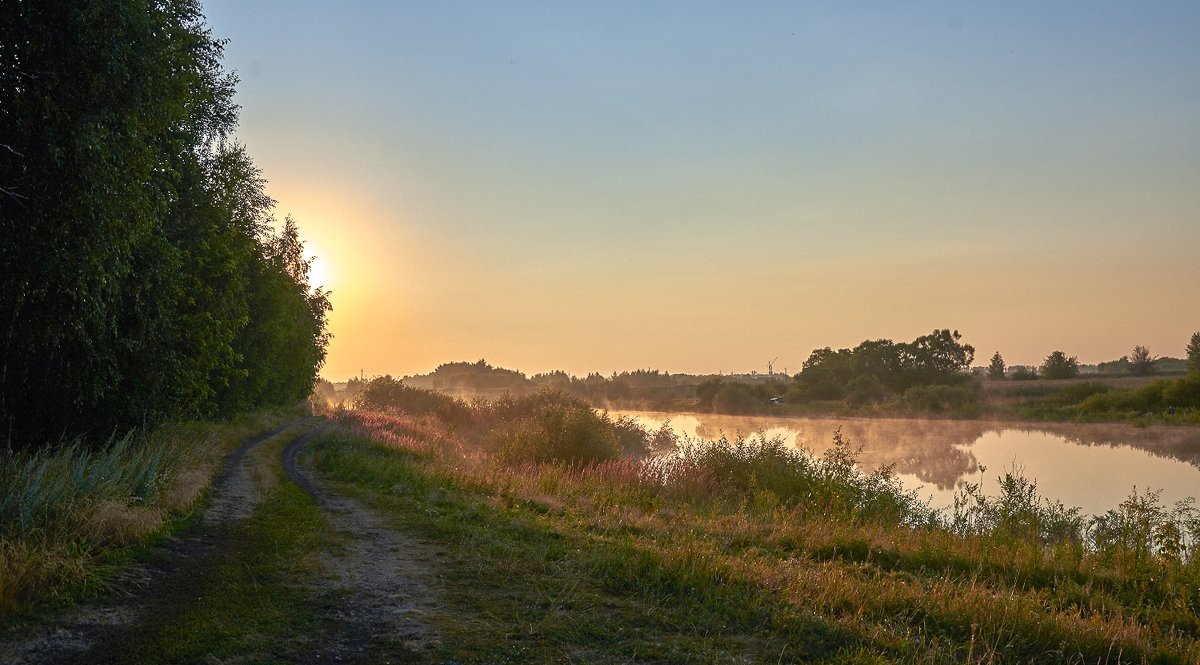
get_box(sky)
[203,1,1200,380]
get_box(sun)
[307,252,332,290]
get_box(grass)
[308,397,1200,663]
[78,428,332,664]
[0,407,303,622]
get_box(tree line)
[1,1,330,446]
[988,334,1200,381]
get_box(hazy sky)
[203,1,1200,379]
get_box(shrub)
[711,383,763,415]
[844,374,889,406]
[663,430,928,524]
[901,384,978,413]
[949,470,1084,545]
[352,376,473,426]
[1038,382,1111,407]
[490,394,624,465]
[1162,375,1200,408]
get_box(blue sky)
[204,1,1200,378]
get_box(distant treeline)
[1,1,330,446]
[336,329,1200,422]
[398,359,702,404]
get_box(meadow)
[305,384,1200,662]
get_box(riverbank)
[309,398,1200,662]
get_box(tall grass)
[328,391,1200,660]
[0,410,297,619]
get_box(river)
[613,411,1200,517]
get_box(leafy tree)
[795,329,975,401]
[1188,333,1200,375]
[901,329,976,387]
[987,352,1006,380]
[1128,346,1155,376]
[1040,351,1079,380]
[1,1,329,445]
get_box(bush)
[1162,375,1200,408]
[487,391,645,464]
[664,430,928,524]
[949,470,1084,545]
[352,376,473,427]
[1038,382,1111,407]
[844,374,890,406]
[711,383,762,415]
[1009,366,1038,381]
[1076,380,1171,416]
[901,384,978,413]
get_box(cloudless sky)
[203,1,1200,380]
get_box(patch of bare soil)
[0,422,297,665]
[282,431,444,662]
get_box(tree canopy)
[1040,351,1079,380]
[795,329,976,401]
[1,0,329,446]
[987,352,1006,380]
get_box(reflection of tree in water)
[640,412,1200,493]
[690,415,991,490]
[1023,423,1200,469]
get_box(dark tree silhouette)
[1,1,329,446]
[1040,351,1079,380]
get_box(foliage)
[0,1,328,447]
[1039,351,1079,379]
[794,329,976,404]
[664,429,929,525]
[0,411,299,617]
[1073,375,1200,418]
[490,395,624,464]
[1008,365,1038,381]
[949,471,1083,545]
[900,383,980,414]
[1129,345,1156,376]
[325,411,1200,661]
[1189,332,1200,374]
[352,376,473,427]
[986,351,1005,379]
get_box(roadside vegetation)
[0,410,303,623]
[309,386,1200,662]
[1,0,332,633]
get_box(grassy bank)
[0,408,303,622]
[310,393,1200,662]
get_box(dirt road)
[0,420,441,664]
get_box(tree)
[1040,351,1079,380]
[987,352,1006,379]
[901,329,976,387]
[1,1,329,445]
[1188,333,1200,375]
[1128,345,1156,376]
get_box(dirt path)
[0,421,301,664]
[282,429,443,661]
[1,421,444,664]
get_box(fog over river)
[614,411,1200,517]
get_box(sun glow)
[307,252,332,291]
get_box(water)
[613,411,1200,517]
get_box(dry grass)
[318,402,1200,662]
[0,408,302,621]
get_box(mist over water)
[615,411,1200,517]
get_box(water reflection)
[614,411,1200,516]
